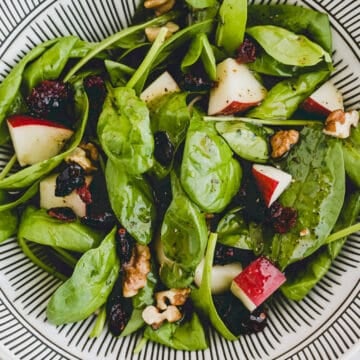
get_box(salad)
[0,0,359,352]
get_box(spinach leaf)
[268,126,345,269]
[0,93,89,190]
[150,92,191,178]
[247,5,332,53]
[247,71,329,120]
[143,312,208,350]
[180,111,242,213]
[246,25,331,67]
[281,190,360,300]
[0,181,38,211]
[46,227,119,325]
[18,206,104,253]
[0,39,57,126]
[97,87,153,175]
[181,33,216,80]
[105,159,156,245]
[216,208,265,255]
[215,121,273,163]
[191,233,237,340]
[157,171,208,288]
[342,124,360,188]
[0,190,18,243]
[105,60,135,87]
[215,0,247,55]
[23,36,79,93]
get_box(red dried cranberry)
[26,80,73,124]
[55,163,85,197]
[268,201,297,233]
[81,211,116,231]
[235,38,257,64]
[76,183,92,204]
[116,228,135,266]
[47,207,76,221]
[106,275,133,336]
[154,131,174,167]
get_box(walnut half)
[323,109,359,138]
[271,130,299,158]
[144,0,176,16]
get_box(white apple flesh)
[252,164,292,207]
[40,173,93,217]
[7,115,73,167]
[208,58,267,115]
[230,256,286,312]
[194,259,242,294]
[140,71,180,103]
[302,81,344,117]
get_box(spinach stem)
[126,27,169,92]
[0,154,17,180]
[203,116,322,126]
[133,337,148,354]
[52,246,78,268]
[89,306,107,338]
[326,222,360,244]
[18,237,67,281]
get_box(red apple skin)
[252,166,279,207]
[301,97,332,117]
[232,257,286,308]
[217,100,260,115]
[7,115,69,129]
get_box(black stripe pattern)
[0,0,359,359]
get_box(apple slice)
[302,81,344,117]
[140,71,180,103]
[208,58,267,115]
[7,115,73,167]
[230,256,286,312]
[194,259,243,295]
[252,164,292,207]
[40,173,93,217]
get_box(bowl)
[0,0,359,359]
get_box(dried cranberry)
[47,207,76,222]
[26,80,73,124]
[106,275,133,336]
[154,131,174,167]
[116,228,135,266]
[235,38,257,64]
[83,75,107,113]
[55,163,85,197]
[76,183,92,204]
[81,211,116,231]
[182,73,213,91]
[267,201,297,233]
[213,292,267,336]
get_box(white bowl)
[0,0,359,359]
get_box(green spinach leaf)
[97,87,154,175]
[342,124,360,188]
[269,126,345,269]
[105,159,156,245]
[180,111,242,213]
[18,206,104,253]
[247,71,329,119]
[46,227,119,325]
[157,171,208,288]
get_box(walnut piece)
[155,288,191,310]
[122,244,151,298]
[145,22,179,43]
[142,305,182,329]
[323,109,359,138]
[65,146,97,172]
[144,0,175,16]
[271,130,299,158]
